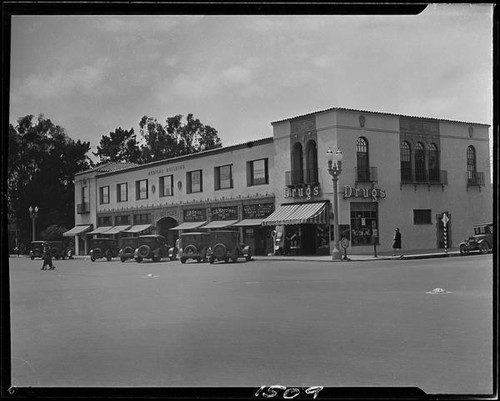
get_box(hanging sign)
[343,185,386,202]
[284,184,320,200]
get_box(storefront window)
[350,202,378,246]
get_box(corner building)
[68,107,492,256]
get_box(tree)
[8,114,93,247]
[93,127,141,163]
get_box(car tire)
[245,254,252,261]
[180,257,187,264]
[209,257,215,264]
[91,255,96,262]
[459,244,468,255]
[479,242,489,254]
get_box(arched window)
[428,143,440,182]
[291,142,304,185]
[400,141,412,181]
[467,145,477,184]
[415,142,426,182]
[305,140,318,183]
[356,137,370,182]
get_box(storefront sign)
[243,203,274,219]
[211,206,238,221]
[148,164,185,176]
[284,184,320,201]
[343,185,386,202]
[183,208,206,222]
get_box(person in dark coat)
[41,243,55,270]
[392,228,402,257]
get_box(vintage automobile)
[30,240,68,260]
[178,232,210,264]
[459,223,493,255]
[207,230,252,264]
[118,236,139,263]
[134,235,177,263]
[89,238,119,262]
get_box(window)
[133,213,151,225]
[350,203,378,246]
[467,145,477,184]
[97,216,112,227]
[136,179,148,200]
[159,175,174,197]
[99,186,110,204]
[215,164,233,190]
[291,142,304,185]
[413,209,432,224]
[247,158,269,186]
[305,140,318,183]
[356,137,370,182]
[400,141,412,181]
[117,183,128,202]
[428,143,440,182]
[82,185,89,205]
[187,170,203,194]
[115,215,130,225]
[415,142,426,182]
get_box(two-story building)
[65,107,492,257]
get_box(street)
[8,254,493,394]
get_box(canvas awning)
[63,225,92,237]
[232,219,264,227]
[171,221,207,230]
[103,225,131,235]
[122,224,152,234]
[87,226,113,235]
[261,202,328,226]
[202,220,239,229]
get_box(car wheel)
[479,242,489,254]
[209,257,215,264]
[245,254,252,261]
[120,257,126,263]
[135,257,143,263]
[459,244,468,255]
[180,257,187,264]
[91,255,96,262]
[30,255,35,260]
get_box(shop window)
[160,175,174,197]
[215,164,233,190]
[415,142,426,182]
[467,145,477,184]
[136,179,148,200]
[115,215,130,225]
[133,213,151,225]
[413,209,432,224]
[117,183,128,202]
[400,141,412,181]
[99,186,110,204]
[350,202,378,246]
[187,170,203,193]
[428,143,440,182]
[247,159,269,186]
[356,137,370,182]
[97,216,112,227]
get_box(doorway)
[157,217,178,246]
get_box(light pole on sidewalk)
[326,147,343,261]
[28,206,39,242]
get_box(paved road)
[8,254,493,394]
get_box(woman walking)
[392,228,402,257]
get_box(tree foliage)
[8,114,93,246]
[93,127,141,163]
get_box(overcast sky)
[9,4,493,162]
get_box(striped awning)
[103,225,131,235]
[261,202,328,226]
[202,220,238,229]
[122,224,152,234]
[87,226,113,235]
[232,219,264,227]
[63,225,92,237]
[171,221,207,230]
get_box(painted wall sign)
[183,208,206,222]
[284,184,320,200]
[211,206,238,221]
[148,164,185,176]
[243,203,274,219]
[343,185,386,202]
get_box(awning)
[87,226,113,235]
[202,220,239,229]
[171,221,207,230]
[63,225,92,237]
[122,224,152,234]
[261,202,328,226]
[103,225,131,235]
[232,219,264,227]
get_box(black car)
[207,230,252,264]
[459,223,493,255]
[178,232,210,264]
[89,238,119,262]
[30,240,69,260]
[134,235,177,263]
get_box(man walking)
[41,243,55,270]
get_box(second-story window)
[415,142,426,182]
[117,183,128,202]
[400,141,412,181]
[99,186,110,204]
[160,175,174,197]
[247,158,269,186]
[428,143,440,182]
[187,170,203,194]
[356,137,369,182]
[82,185,89,207]
[467,145,477,183]
[136,179,148,200]
[215,164,233,190]
[305,140,318,183]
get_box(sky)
[9,4,494,164]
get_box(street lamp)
[326,147,343,260]
[28,206,39,242]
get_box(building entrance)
[157,217,178,246]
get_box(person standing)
[41,243,55,270]
[392,228,402,257]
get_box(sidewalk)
[254,247,463,263]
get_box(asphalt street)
[8,254,493,394]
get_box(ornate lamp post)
[326,147,343,260]
[28,206,39,242]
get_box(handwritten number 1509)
[255,385,323,399]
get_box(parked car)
[134,235,177,263]
[118,236,139,262]
[459,223,493,255]
[30,240,69,260]
[178,232,210,264]
[89,238,119,261]
[207,230,252,264]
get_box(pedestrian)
[41,243,55,270]
[392,228,402,257]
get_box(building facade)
[67,107,492,256]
